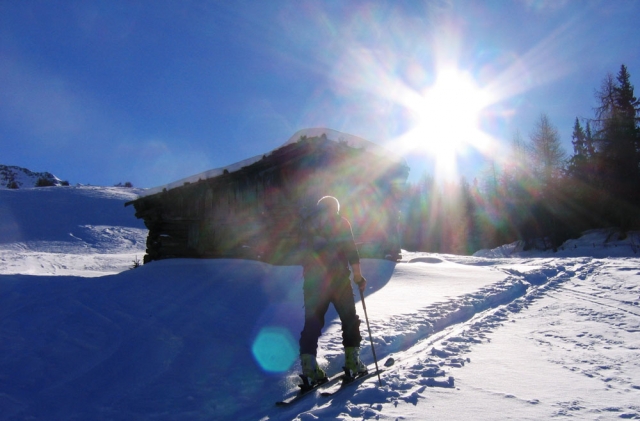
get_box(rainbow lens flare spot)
[251,326,297,373]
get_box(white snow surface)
[0,186,147,275]
[1,186,639,420]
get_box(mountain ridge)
[0,164,67,189]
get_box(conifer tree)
[502,130,529,196]
[564,117,600,232]
[523,114,567,250]
[585,121,596,160]
[529,113,566,191]
[592,65,640,227]
[568,118,589,180]
[613,65,640,187]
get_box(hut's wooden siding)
[128,135,409,265]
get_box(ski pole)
[359,288,382,386]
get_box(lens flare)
[251,326,298,373]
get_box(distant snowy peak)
[0,165,67,189]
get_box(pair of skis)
[275,358,394,406]
[277,288,386,407]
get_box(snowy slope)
[0,186,147,275]
[0,165,66,189]
[0,186,639,420]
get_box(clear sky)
[1,0,639,188]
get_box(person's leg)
[332,280,367,376]
[299,275,331,383]
[299,284,331,355]
[332,280,362,348]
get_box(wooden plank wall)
[129,136,409,265]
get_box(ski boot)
[344,346,368,378]
[300,354,328,388]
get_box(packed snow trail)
[309,257,522,378]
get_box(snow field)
[444,258,640,420]
[273,256,640,420]
[0,186,147,276]
[1,186,639,420]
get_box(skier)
[299,196,368,385]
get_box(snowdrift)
[474,229,640,258]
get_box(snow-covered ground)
[1,186,639,420]
[0,165,66,189]
[0,186,147,276]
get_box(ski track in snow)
[269,256,640,421]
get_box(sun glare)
[401,67,494,179]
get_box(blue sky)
[1,0,639,188]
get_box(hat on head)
[317,196,340,214]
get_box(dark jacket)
[303,212,360,282]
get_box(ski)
[276,357,396,406]
[319,369,381,397]
[320,357,395,398]
[275,371,344,407]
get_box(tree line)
[401,64,640,254]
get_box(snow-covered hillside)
[0,165,67,189]
[1,186,639,420]
[0,185,147,275]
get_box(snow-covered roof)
[283,128,404,163]
[140,128,406,198]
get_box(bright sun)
[401,67,494,179]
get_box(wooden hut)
[126,129,409,265]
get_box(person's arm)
[340,218,366,292]
[351,262,367,292]
[351,262,362,282]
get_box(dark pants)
[299,271,362,356]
